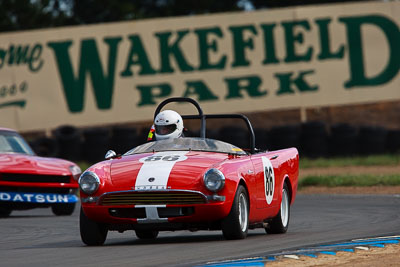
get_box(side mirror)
[105,150,117,160]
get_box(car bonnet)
[109,151,229,190]
[0,153,72,175]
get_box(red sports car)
[79,98,299,245]
[0,128,81,217]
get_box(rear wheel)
[51,203,75,216]
[80,208,108,246]
[266,183,290,234]
[222,185,249,239]
[0,207,12,218]
[135,230,159,240]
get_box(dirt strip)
[267,244,400,267]
[292,164,400,266]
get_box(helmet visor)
[155,124,177,136]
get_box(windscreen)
[0,131,35,155]
[125,137,246,156]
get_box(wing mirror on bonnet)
[105,150,120,160]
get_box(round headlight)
[204,168,225,192]
[79,171,100,195]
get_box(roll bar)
[154,97,256,154]
[155,97,206,138]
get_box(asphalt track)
[1,194,399,267]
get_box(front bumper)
[0,181,79,208]
[81,189,231,227]
[0,191,78,204]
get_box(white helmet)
[154,110,184,140]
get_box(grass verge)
[78,162,92,172]
[300,154,400,169]
[299,174,400,188]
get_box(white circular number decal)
[262,157,275,204]
[139,153,187,163]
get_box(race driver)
[147,110,184,141]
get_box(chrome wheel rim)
[280,188,289,227]
[238,193,248,232]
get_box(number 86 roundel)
[262,156,275,205]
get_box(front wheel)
[221,185,249,240]
[0,207,12,218]
[51,203,75,216]
[80,208,108,246]
[266,183,290,234]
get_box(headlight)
[79,171,100,195]
[69,165,82,181]
[203,168,225,192]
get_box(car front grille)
[100,190,207,206]
[0,173,71,183]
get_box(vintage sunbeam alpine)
[0,128,81,217]
[79,97,299,245]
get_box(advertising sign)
[0,2,399,132]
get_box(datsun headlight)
[79,171,100,195]
[69,165,82,181]
[204,168,225,192]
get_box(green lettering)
[194,27,226,70]
[229,25,258,67]
[0,86,5,97]
[0,44,43,72]
[28,44,43,72]
[155,30,194,73]
[261,23,279,64]
[225,75,267,99]
[339,15,400,88]
[7,45,29,65]
[183,80,218,101]
[47,37,122,112]
[136,83,172,106]
[275,70,318,95]
[316,18,344,60]
[0,49,5,68]
[120,35,156,77]
[282,20,313,63]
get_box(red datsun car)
[0,128,81,217]
[79,98,299,245]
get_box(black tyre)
[51,203,76,216]
[221,185,249,240]
[266,183,290,234]
[111,126,138,154]
[0,207,12,218]
[80,208,108,246]
[300,121,328,158]
[219,127,249,149]
[53,125,82,161]
[269,125,300,151]
[254,128,269,151]
[329,123,358,156]
[31,137,59,157]
[135,230,159,240]
[83,127,111,163]
[387,130,400,153]
[358,126,387,155]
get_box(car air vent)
[0,173,71,183]
[109,207,195,218]
[101,190,207,206]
